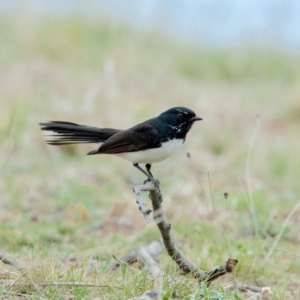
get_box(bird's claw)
[143,177,155,185]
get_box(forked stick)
[133,180,238,284]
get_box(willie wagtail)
[39,107,202,180]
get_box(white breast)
[116,139,184,164]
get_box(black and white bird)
[39,107,202,180]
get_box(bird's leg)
[145,164,153,177]
[133,163,154,182]
[133,163,161,202]
[146,163,160,188]
[145,163,155,187]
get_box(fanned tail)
[39,121,120,145]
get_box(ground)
[0,12,300,299]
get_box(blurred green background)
[1,3,300,299]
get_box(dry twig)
[104,240,162,274]
[131,290,179,300]
[0,253,15,266]
[226,284,272,300]
[137,245,160,277]
[133,182,153,222]
[133,180,238,285]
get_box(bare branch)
[105,240,162,273]
[226,284,272,299]
[133,181,154,222]
[0,253,15,266]
[236,284,263,293]
[134,180,238,285]
[131,290,179,300]
[137,245,160,277]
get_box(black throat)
[150,118,194,144]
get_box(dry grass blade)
[264,199,300,262]
[246,115,261,237]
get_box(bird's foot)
[143,176,155,185]
[144,175,160,186]
[143,178,160,187]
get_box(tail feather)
[39,121,120,145]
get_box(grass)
[1,10,300,299]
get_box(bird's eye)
[178,113,183,119]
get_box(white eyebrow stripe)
[176,109,188,114]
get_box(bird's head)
[160,107,202,131]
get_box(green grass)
[1,10,300,299]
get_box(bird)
[39,107,202,181]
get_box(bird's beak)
[190,116,202,122]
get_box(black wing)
[87,123,161,155]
